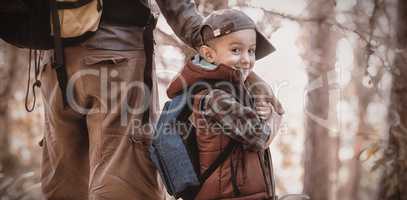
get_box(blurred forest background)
[1,0,406,199]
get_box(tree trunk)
[301,1,340,200]
[0,42,19,175]
[380,1,407,199]
[348,41,368,200]
[337,37,377,200]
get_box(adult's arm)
[155,0,204,48]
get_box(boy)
[166,9,281,200]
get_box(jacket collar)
[167,55,244,98]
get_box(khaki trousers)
[40,44,164,200]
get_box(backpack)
[1,1,156,128]
[0,0,103,111]
[0,0,102,50]
[149,85,239,200]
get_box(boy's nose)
[240,53,250,68]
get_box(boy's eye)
[248,48,255,55]
[231,48,241,54]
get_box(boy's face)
[200,29,257,80]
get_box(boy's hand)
[255,100,273,120]
[245,72,285,115]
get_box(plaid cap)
[200,9,275,60]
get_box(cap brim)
[255,30,275,60]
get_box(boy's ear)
[199,45,216,63]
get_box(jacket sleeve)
[155,0,204,48]
[245,71,285,115]
[200,89,272,151]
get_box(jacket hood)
[167,56,244,99]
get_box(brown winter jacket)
[167,57,275,200]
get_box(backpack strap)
[230,147,242,196]
[56,0,94,9]
[180,138,238,200]
[264,148,278,200]
[141,14,158,124]
[180,83,240,199]
[258,148,278,200]
[49,0,69,107]
[187,82,240,185]
[199,140,238,183]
